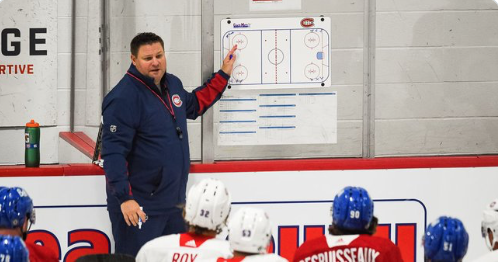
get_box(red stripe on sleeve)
[195,73,228,114]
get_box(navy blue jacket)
[102,64,229,215]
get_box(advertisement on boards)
[0,167,496,261]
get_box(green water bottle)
[25,119,40,167]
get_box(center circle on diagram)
[268,48,285,65]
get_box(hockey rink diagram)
[221,17,331,89]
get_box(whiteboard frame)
[221,17,331,90]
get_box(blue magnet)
[316,52,324,60]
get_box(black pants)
[108,208,186,257]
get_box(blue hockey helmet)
[332,186,374,231]
[0,235,29,262]
[423,216,469,262]
[0,187,35,229]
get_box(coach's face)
[131,42,167,85]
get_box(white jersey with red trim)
[472,250,498,262]
[136,232,232,262]
[199,254,288,262]
[293,234,403,262]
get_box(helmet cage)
[481,199,498,251]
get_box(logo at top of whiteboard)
[301,18,315,28]
[233,23,250,28]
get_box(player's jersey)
[206,254,288,262]
[136,232,232,262]
[293,234,403,262]
[26,242,58,262]
[471,250,498,262]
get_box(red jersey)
[293,234,403,262]
[26,242,59,262]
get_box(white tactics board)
[221,17,331,89]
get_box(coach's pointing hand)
[221,45,238,76]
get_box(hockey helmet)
[228,207,272,254]
[332,186,374,231]
[0,187,35,229]
[0,235,29,262]
[184,178,231,231]
[423,216,468,262]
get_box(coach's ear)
[131,54,137,66]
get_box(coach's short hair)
[130,32,164,56]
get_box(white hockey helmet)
[482,199,498,251]
[184,178,231,231]
[228,207,272,254]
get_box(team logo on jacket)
[172,94,182,107]
[110,125,117,133]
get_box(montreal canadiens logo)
[172,94,182,107]
[301,18,314,28]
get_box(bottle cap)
[26,120,39,127]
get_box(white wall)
[212,0,364,159]
[375,0,498,156]
[57,0,101,156]
[0,0,58,164]
[1,0,498,165]
[0,0,101,165]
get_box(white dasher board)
[221,17,331,90]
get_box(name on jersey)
[172,253,198,262]
[299,247,380,262]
